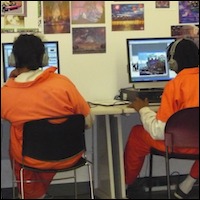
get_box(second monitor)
[126,37,177,89]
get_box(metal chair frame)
[148,107,199,199]
[12,114,94,199]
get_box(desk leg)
[110,115,126,199]
[93,115,116,199]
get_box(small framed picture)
[155,1,170,8]
[1,1,27,16]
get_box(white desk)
[91,105,123,199]
[91,105,159,199]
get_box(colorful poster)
[155,1,170,8]
[71,1,105,24]
[171,25,199,48]
[43,1,70,34]
[1,1,27,16]
[111,4,144,31]
[72,27,106,54]
[179,1,199,23]
[4,15,24,28]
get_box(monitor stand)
[132,82,167,90]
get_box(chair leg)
[20,168,25,199]
[87,162,94,199]
[148,153,153,199]
[74,170,78,199]
[12,159,16,199]
[165,149,171,199]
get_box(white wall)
[1,1,180,101]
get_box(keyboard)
[137,89,162,104]
[148,102,161,106]
[88,99,129,106]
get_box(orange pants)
[12,159,56,199]
[124,125,199,185]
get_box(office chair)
[12,114,94,199]
[148,107,199,199]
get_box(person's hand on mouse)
[128,97,149,112]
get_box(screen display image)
[127,37,177,88]
[2,41,60,82]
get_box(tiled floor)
[1,178,199,199]
[1,183,91,199]
[126,176,199,199]
[126,183,199,199]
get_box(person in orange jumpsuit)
[1,34,93,199]
[124,38,199,199]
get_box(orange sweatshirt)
[157,67,199,121]
[136,67,199,140]
[1,67,91,169]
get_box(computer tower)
[120,87,163,103]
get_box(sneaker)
[126,179,147,199]
[174,186,189,199]
[44,193,54,199]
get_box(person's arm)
[139,107,166,140]
[128,97,165,140]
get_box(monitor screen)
[2,41,60,82]
[127,37,177,89]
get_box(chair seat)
[150,148,199,160]
[20,157,88,173]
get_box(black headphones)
[8,51,49,67]
[168,38,183,72]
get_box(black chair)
[148,107,199,199]
[12,114,94,199]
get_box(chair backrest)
[164,107,199,150]
[22,114,85,161]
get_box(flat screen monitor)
[2,41,60,82]
[126,37,177,89]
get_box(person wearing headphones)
[124,38,199,199]
[1,34,93,199]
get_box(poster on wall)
[72,27,106,54]
[111,4,144,31]
[71,1,105,24]
[179,1,199,23]
[155,1,170,8]
[1,1,27,16]
[43,1,70,34]
[1,1,41,33]
[171,25,199,48]
[4,15,24,28]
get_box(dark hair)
[167,39,199,73]
[12,34,45,70]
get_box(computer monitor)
[126,37,177,89]
[2,41,60,82]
